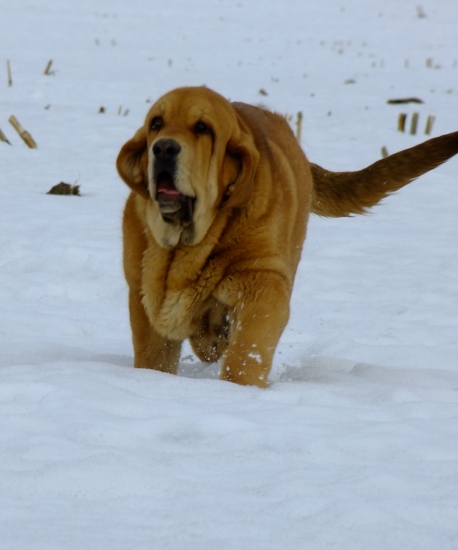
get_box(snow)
[1,0,457,548]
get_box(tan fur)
[117,86,458,388]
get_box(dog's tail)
[310,131,458,217]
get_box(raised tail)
[310,131,458,217]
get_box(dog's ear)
[116,127,150,199]
[222,115,260,209]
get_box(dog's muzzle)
[152,139,194,226]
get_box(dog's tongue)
[157,173,181,196]
[155,173,194,224]
[157,185,180,196]
[156,173,185,215]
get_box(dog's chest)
[141,242,222,340]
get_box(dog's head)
[117,87,259,248]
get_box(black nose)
[152,139,181,159]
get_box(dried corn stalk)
[8,115,37,148]
[0,127,11,144]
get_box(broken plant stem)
[7,60,12,86]
[44,59,53,75]
[425,115,435,135]
[397,113,407,132]
[0,127,11,144]
[410,113,419,135]
[8,115,37,148]
[295,111,303,144]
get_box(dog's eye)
[194,121,211,135]
[150,116,163,131]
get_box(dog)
[117,86,458,387]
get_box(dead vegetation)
[47,182,81,196]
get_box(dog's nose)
[153,139,181,159]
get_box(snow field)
[1,0,457,548]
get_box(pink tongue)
[157,186,181,196]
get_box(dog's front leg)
[129,289,181,374]
[217,272,290,388]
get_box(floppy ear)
[222,115,260,209]
[116,127,150,199]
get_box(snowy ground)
[1,0,457,548]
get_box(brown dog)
[117,86,458,387]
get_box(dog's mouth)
[155,171,194,226]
